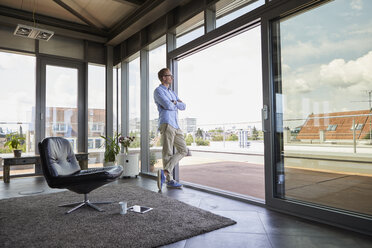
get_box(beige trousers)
[159,123,188,181]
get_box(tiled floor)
[1,176,371,248]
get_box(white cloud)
[351,0,363,10]
[320,50,372,88]
[290,79,312,93]
[282,64,320,94]
[282,36,372,66]
[282,64,291,73]
[46,73,77,108]
[281,51,372,124]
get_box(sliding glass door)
[272,0,372,217]
[177,25,265,200]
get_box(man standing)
[154,68,188,191]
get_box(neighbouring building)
[296,110,372,141]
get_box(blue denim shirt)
[154,84,186,129]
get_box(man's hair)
[158,68,170,81]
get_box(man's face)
[163,70,173,85]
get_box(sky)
[178,26,262,130]
[46,65,77,108]
[0,52,35,124]
[280,0,372,128]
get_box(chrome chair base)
[59,194,114,214]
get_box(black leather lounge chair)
[38,137,123,214]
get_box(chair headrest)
[39,137,80,177]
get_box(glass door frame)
[167,14,265,199]
[262,0,372,235]
[35,56,86,161]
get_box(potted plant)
[5,132,25,158]
[100,133,121,166]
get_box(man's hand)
[171,100,177,105]
[177,99,183,103]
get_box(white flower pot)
[117,153,139,178]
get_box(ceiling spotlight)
[36,32,53,41]
[14,24,54,41]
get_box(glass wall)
[178,26,264,199]
[128,57,141,167]
[176,12,204,48]
[148,43,166,174]
[272,0,372,216]
[88,64,105,167]
[216,0,264,28]
[0,51,36,177]
[45,65,78,152]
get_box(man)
[154,68,188,191]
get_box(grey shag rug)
[0,183,236,248]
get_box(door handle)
[261,105,268,132]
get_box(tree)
[252,126,259,140]
[227,134,238,141]
[212,135,223,141]
[195,138,210,146]
[185,134,194,146]
[195,128,204,138]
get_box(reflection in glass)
[273,0,372,216]
[88,64,105,167]
[149,43,166,174]
[45,65,78,152]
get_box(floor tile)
[258,211,356,238]
[211,210,266,234]
[198,194,266,213]
[268,234,360,248]
[184,232,272,248]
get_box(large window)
[148,42,166,174]
[113,66,121,135]
[216,0,264,28]
[272,0,372,216]
[88,64,105,167]
[176,12,204,48]
[128,57,141,165]
[0,51,36,177]
[178,26,264,200]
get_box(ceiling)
[0,0,188,45]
